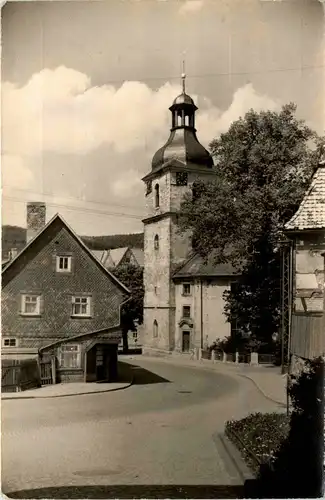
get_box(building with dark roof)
[2,203,130,384]
[141,75,237,355]
[284,152,325,362]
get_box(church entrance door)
[182,331,190,352]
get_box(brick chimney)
[27,202,46,243]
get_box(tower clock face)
[176,172,188,186]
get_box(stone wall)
[142,167,217,354]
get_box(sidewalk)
[136,354,287,406]
[2,380,133,400]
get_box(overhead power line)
[99,63,325,86]
[2,185,145,213]
[3,196,145,221]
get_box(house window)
[182,283,191,296]
[155,184,160,208]
[72,296,91,317]
[176,172,188,186]
[2,338,17,347]
[56,255,72,272]
[153,320,158,338]
[154,234,159,250]
[21,294,41,315]
[59,344,81,368]
[182,306,191,318]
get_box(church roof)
[285,163,325,231]
[172,253,239,279]
[172,92,196,106]
[150,84,213,174]
[151,128,214,173]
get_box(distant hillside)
[2,225,144,258]
[2,226,27,258]
[81,233,144,250]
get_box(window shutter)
[70,255,74,274]
[39,295,44,315]
[89,296,93,317]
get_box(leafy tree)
[178,103,322,347]
[113,264,144,352]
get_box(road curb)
[238,374,286,407]
[139,355,286,407]
[215,432,254,484]
[1,376,134,401]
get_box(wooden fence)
[2,359,42,393]
[291,313,324,360]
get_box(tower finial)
[181,56,186,94]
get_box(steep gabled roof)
[285,164,325,231]
[172,252,239,279]
[109,247,129,267]
[2,213,130,295]
[90,250,106,262]
[132,248,144,267]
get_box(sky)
[2,0,324,236]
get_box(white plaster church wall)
[201,280,231,345]
[142,216,175,352]
[174,280,231,352]
[145,172,172,217]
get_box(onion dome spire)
[151,63,213,172]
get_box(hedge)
[226,358,324,498]
[225,412,289,473]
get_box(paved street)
[2,357,282,498]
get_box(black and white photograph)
[1,0,325,498]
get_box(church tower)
[141,73,215,355]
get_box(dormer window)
[176,172,188,186]
[155,184,160,208]
[56,255,72,273]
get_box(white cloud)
[179,0,204,15]
[2,66,279,231]
[2,67,179,157]
[2,67,279,159]
[196,83,280,144]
